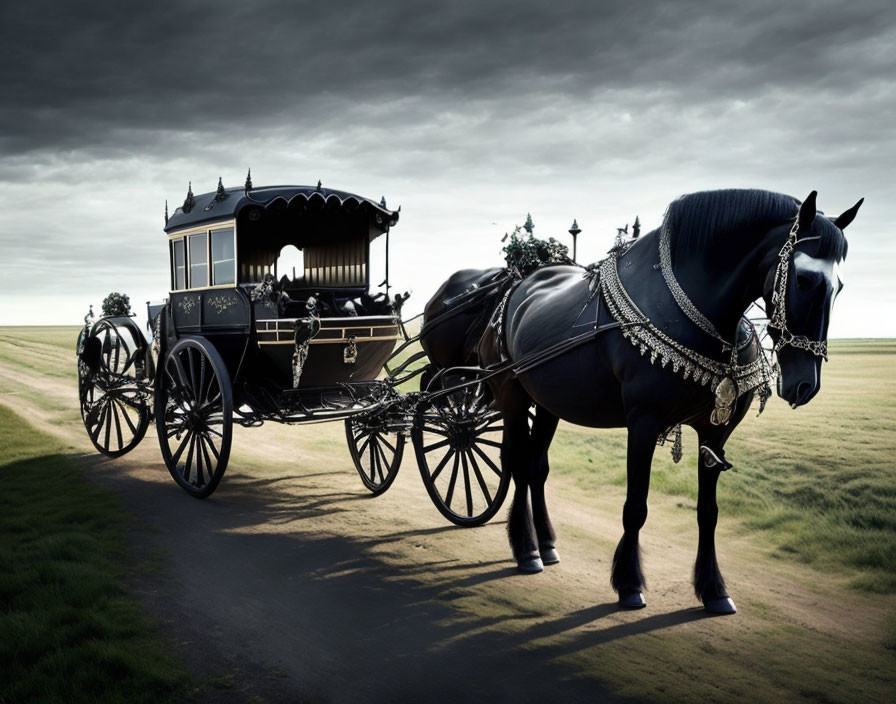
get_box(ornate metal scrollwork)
[343,335,358,364]
[599,252,773,423]
[209,295,237,314]
[177,296,198,315]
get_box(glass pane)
[172,239,186,290]
[189,233,208,288]
[211,228,235,285]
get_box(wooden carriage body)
[161,183,402,401]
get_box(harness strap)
[512,322,622,376]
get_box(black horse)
[427,189,861,614]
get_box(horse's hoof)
[539,546,560,565]
[703,596,737,614]
[517,557,544,574]
[618,591,646,609]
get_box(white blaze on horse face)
[793,250,842,323]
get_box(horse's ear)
[798,191,817,234]
[833,197,864,231]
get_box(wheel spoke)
[461,451,473,517]
[188,348,200,402]
[476,438,503,449]
[467,449,492,505]
[444,452,460,509]
[170,354,192,401]
[112,336,121,372]
[205,387,222,407]
[117,399,138,435]
[170,431,191,466]
[194,435,205,487]
[471,443,502,478]
[110,399,124,450]
[357,434,372,458]
[374,439,391,482]
[89,400,108,441]
[423,438,451,453]
[103,399,113,449]
[378,434,397,454]
[183,433,196,483]
[200,431,220,461]
[429,447,454,483]
[370,437,381,483]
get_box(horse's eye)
[796,274,813,291]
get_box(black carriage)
[77,178,508,526]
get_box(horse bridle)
[767,220,829,361]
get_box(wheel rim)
[79,321,149,457]
[414,383,508,526]
[158,340,232,495]
[346,417,404,495]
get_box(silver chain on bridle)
[767,220,829,361]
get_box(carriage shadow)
[72,450,727,701]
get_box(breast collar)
[599,236,774,424]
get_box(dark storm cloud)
[2,0,893,160]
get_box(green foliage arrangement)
[101,292,131,317]
[502,225,571,277]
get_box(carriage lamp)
[569,219,582,264]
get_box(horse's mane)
[663,189,848,260]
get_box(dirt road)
[1,333,893,703]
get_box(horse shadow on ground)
[79,451,710,703]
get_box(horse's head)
[762,191,862,407]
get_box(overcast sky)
[1,0,893,337]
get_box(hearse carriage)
[77,177,509,526]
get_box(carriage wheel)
[412,382,510,527]
[345,415,405,496]
[156,337,233,498]
[79,319,150,458]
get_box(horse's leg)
[529,405,560,565]
[693,442,736,614]
[611,420,659,608]
[504,406,542,573]
[692,392,752,615]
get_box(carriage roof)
[164,183,400,239]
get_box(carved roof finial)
[245,168,253,191]
[524,212,534,235]
[164,199,169,226]
[183,182,195,213]
[380,196,387,208]
[215,176,227,201]
[317,179,322,191]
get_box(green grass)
[0,404,188,704]
[550,339,896,593]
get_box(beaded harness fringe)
[597,251,773,401]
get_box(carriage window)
[171,238,186,290]
[211,227,235,285]
[188,232,208,287]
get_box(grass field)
[0,326,894,702]
[0,402,188,703]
